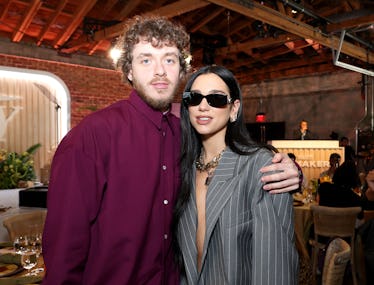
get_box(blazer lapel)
[179,171,199,283]
[199,149,239,275]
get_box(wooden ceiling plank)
[326,14,374,32]
[116,0,142,20]
[189,7,225,32]
[236,54,333,82]
[53,0,98,49]
[0,0,13,21]
[205,0,374,64]
[284,41,304,55]
[142,0,210,19]
[215,34,300,55]
[37,0,68,46]
[276,1,286,15]
[305,38,323,53]
[61,0,209,53]
[88,41,102,55]
[12,0,43,42]
[101,0,119,17]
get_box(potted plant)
[0,143,41,189]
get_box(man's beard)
[132,77,178,112]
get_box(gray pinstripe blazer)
[177,148,299,285]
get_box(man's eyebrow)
[135,53,152,58]
[164,52,179,57]
[135,52,179,59]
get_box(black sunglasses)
[183,91,232,108]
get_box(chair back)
[363,210,374,222]
[310,205,361,238]
[322,238,351,285]
[3,210,47,241]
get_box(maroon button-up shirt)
[42,91,181,285]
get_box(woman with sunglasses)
[172,65,298,284]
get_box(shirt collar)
[128,90,177,133]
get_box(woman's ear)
[230,99,240,123]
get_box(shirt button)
[162,131,166,136]
[163,199,168,205]
[162,165,167,170]
[164,234,168,239]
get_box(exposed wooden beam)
[326,14,374,32]
[53,0,98,49]
[12,0,42,42]
[205,0,374,64]
[61,0,209,53]
[237,55,337,83]
[0,0,12,21]
[189,7,225,32]
[37,0,68,46]
[101,0,119,17]
[116,0,143,20]
[215,34,300,55]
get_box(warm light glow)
[0,66,70,142]
[109,47,122,63]
[185,54,192,65]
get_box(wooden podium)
[269,140,345,181]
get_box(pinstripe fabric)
[178,148,299,285]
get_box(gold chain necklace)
[195,149,225,185]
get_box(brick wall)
[0,53,131,128]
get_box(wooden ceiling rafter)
[100,0,119,18]
[0,0,12,21]
[326,14,374,33]
[36,0,68,46]
[53,0,98,49]
[87,0,137,56]
[12,0,42,42]
[189,6,224,33]
[237,55,338,83]
[215,34,301,56]
[60,0,209,54]
[205,0,374,64]
[116,0,142,21]
[0,0,372,85]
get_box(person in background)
[293,119,316,140]
[318,160,362,208]
[319,153,341,183]
[173,65,298,284]
[339,136,355,162]
[357,150,374,187]
[42,16,300,285]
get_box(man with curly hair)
[42,15,300,285]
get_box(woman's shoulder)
[232,146,273,168]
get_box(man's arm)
[260,153,300,194]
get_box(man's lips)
[151,80,169,89]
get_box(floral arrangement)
[0,143,41,189]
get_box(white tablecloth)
[0,189,23,208]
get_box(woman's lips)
[196,116,211,124]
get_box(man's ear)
[127,69,133,82]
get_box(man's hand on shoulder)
[260,152,300,194]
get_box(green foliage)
[0,143,41,189]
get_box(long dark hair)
[171,65,273,271]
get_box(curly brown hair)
[115,15,191,83]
